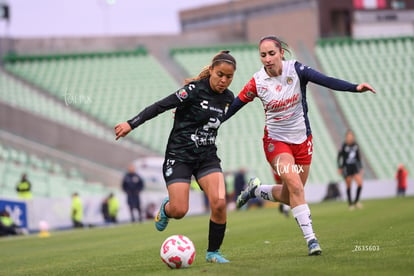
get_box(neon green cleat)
[236,177,261,209]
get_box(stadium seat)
[0,143,108,198]
[3,51,178,153]
[0,71,117,146]
[315,37,414,179]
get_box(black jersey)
[128,78,234,162]
[337,142,362,170]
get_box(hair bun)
[220,50,230,54]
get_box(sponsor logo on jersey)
[200,100,209,109]
[275,85,282,92]
[265,94,300,112]
[209,106,223,113]
[274,113,294,121]
[286,77,293,85]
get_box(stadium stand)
[0,141,110,198]
[0,69,115,142]
[3,49,178,153]
[172,45,340,184]
[315,36,414,179]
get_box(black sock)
[355,186,362,203]
[207,220,226,252]
[346,188,352,205]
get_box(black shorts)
[162,156,222,186]
[342,164,361,178]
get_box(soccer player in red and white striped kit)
[224,35,376,256]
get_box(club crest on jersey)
[286,77,293,85]
[177,88,188,100]
[246,91,255,99]
[268,143,275,153]
[165,167,173,177]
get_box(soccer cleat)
[355,202,363,209]
[308,239,322,256]
[206,251,230,263]
[236,177,261,209]
[155,197,170,231]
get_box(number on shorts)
[307,140,313,155]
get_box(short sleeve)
[238,77,257,103]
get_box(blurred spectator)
[16,173,32,199]
[224,171,235,210]
[234,168,246,202]
[122,164,144,222]
[101,197,110,222]
[0,210,19,236]
[323,181,341,201]
[108,193,119,223]
[102,193,119,223]
[191,176,209,213]
[396,164,408,197]
[278,203,290,217]
[145,202,157,220]
[71,193,84,228]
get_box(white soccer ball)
[160,235,196,269]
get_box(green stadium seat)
[0,70,118,146]
[5,52,179,152]
[316,37,414,179]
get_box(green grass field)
[1,197,414,275]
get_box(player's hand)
[114,122,132,140]
[357,83,376,94]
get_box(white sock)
[291,204,316,243]
[254,185,276,202]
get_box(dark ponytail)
[185,50,236,84]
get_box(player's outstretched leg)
[236,177,261,209]
[155,197,170,231]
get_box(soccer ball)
[160,235,196,269]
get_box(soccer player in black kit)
[115,51,236,263]
[337,129,364,210]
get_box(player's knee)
[210,198,226,214]
[168,203,188,219]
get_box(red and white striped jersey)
[239,60,309,144]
